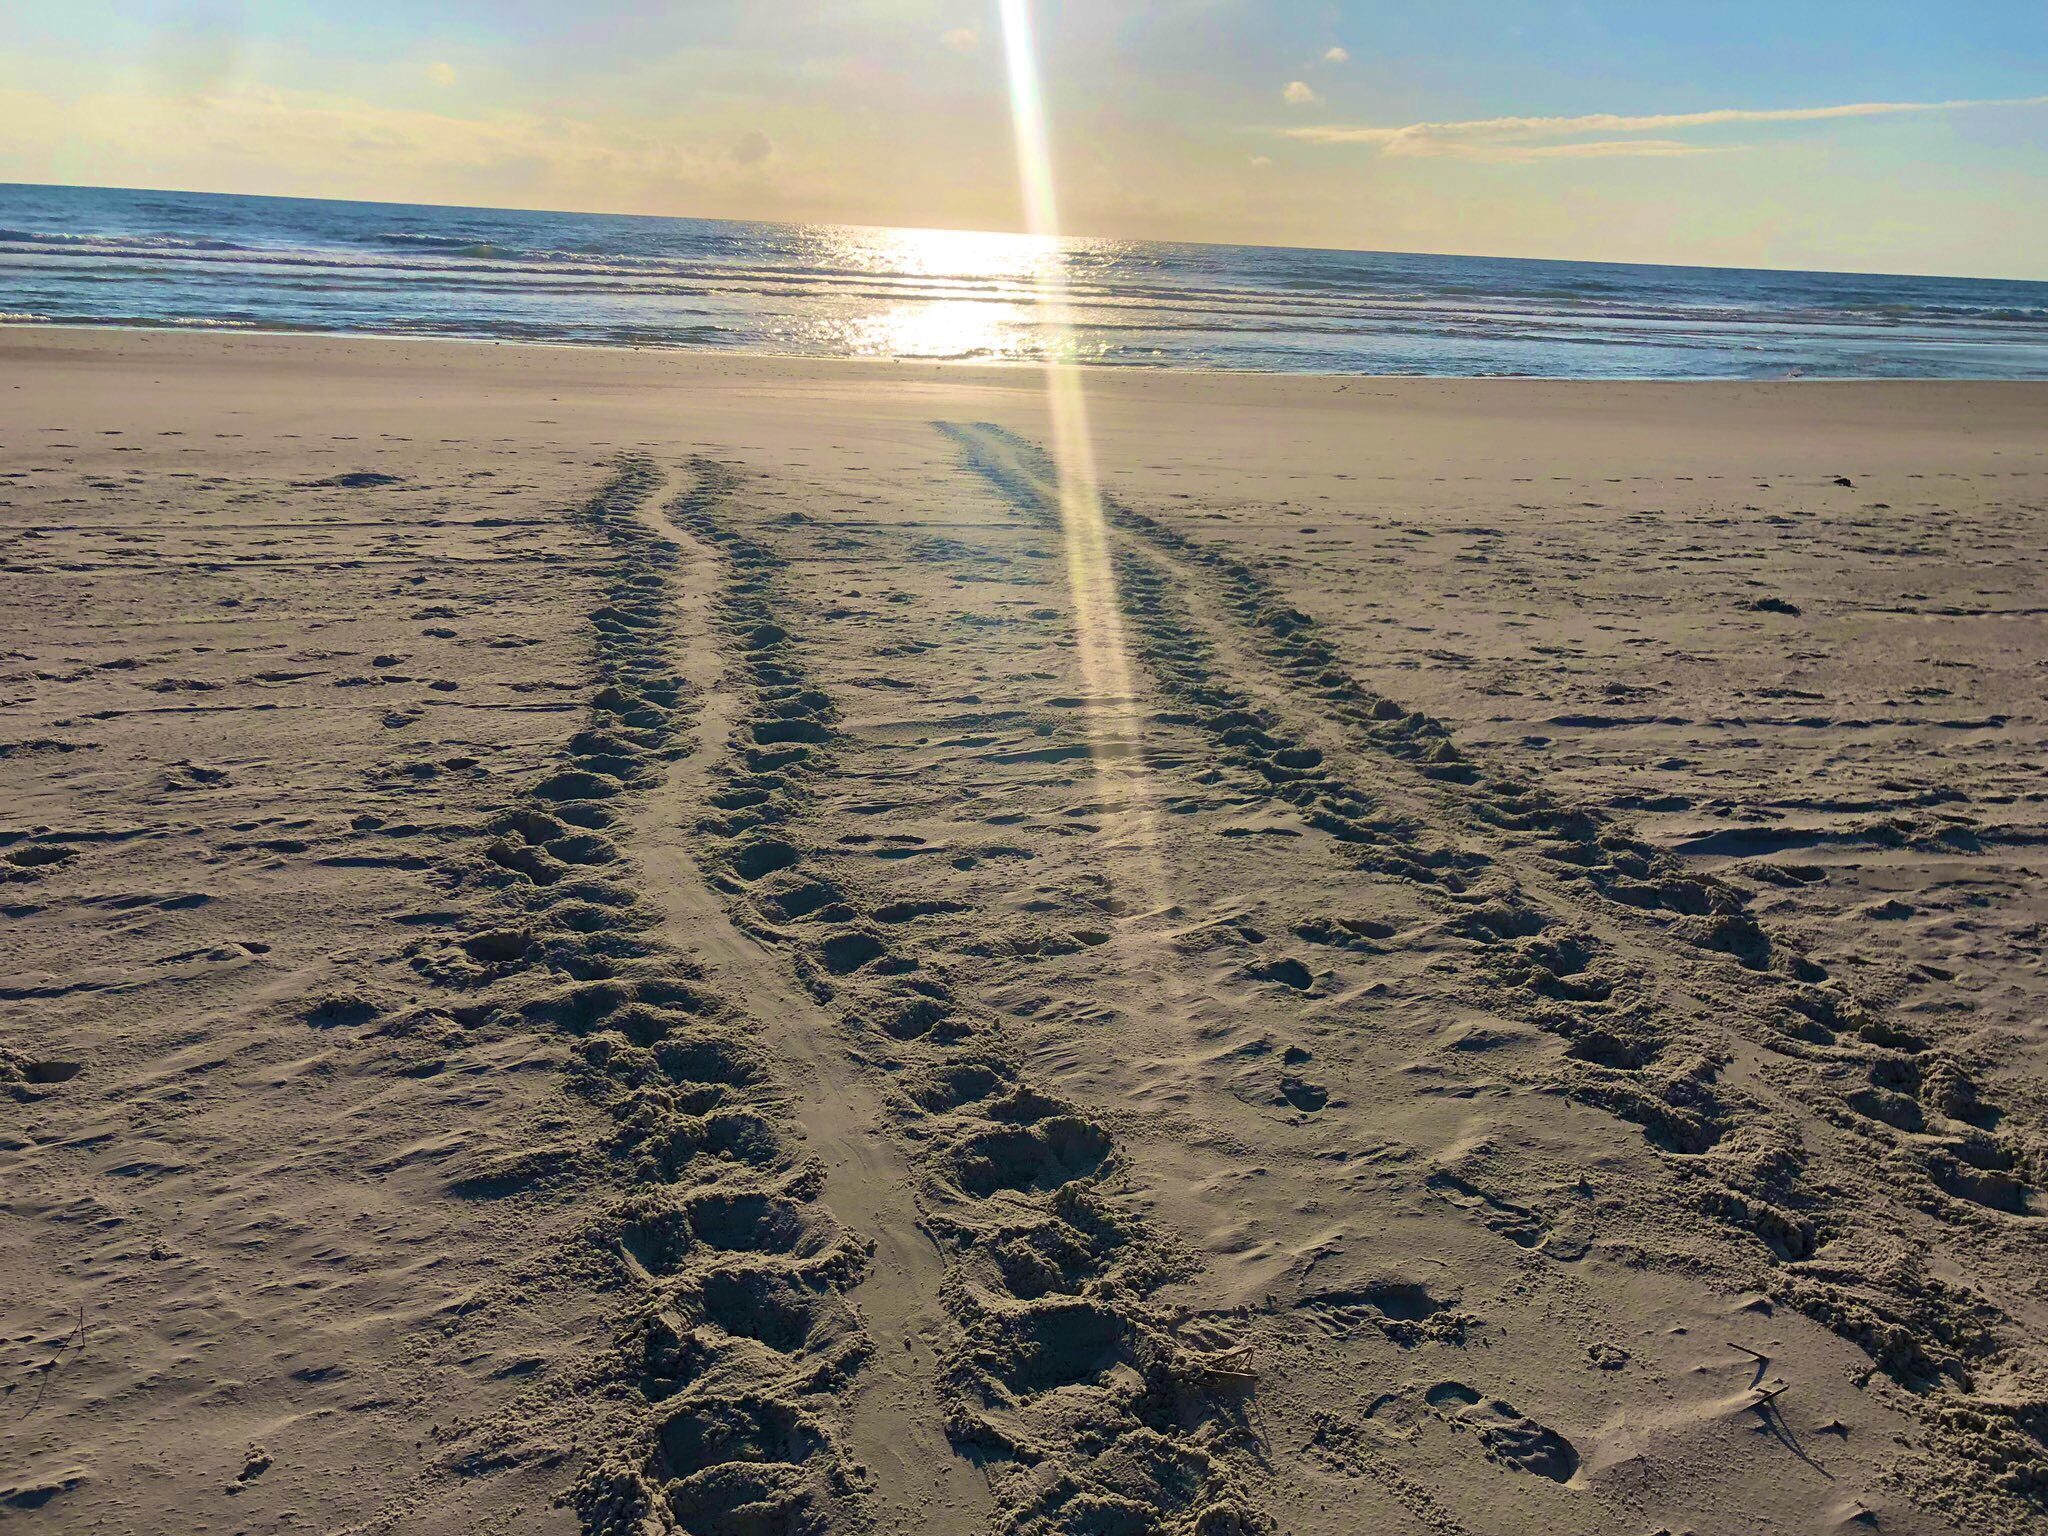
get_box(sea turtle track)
[665,457,1265,1536]
[398,459,879,1536]
[938,420,2048,1533]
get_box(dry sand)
[2,327,2044,1535]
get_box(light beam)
[997,0,1164,905]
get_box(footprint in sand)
[2,1050,83,1100]
[1425,1380,1581,1483]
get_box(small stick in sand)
[17,1302,86,1421]
[1194,1343,1260,1385]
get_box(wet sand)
[3,327,2044,1535]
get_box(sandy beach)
[3,326,2044,1535]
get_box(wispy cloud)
[1481,138,1728,162]
[1280,94,2048,159]
[1282,80,1319,106]
[0,82,817,215]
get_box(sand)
[2,326,2044,1536]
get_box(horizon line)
[5,175,2045,288]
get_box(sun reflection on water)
[844,298,1027,361]
[800,224,1075,361]
[823,223,1063,283]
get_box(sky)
[1,1,2044,278]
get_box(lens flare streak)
[997,0,1164,894]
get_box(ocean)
[4,181,2046,379]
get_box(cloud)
[1354,135,1733,164]
[0,81,810,216]
[1279,93,2048,156]
[1247,153,1272,168]
[1474,138,1731,162]
[1282,80,1319,106]
[426,61,456,87]
[1324,46,1350,64]
[941,27,979,55]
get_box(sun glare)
[997,0,1164,902]
[847,298,1022,362]
[803,223,1067,361]
[853,224,1059,283]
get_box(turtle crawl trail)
[458,432,2044,1534]
[6,404,2043,1536]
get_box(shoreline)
[9,318,2048,383]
